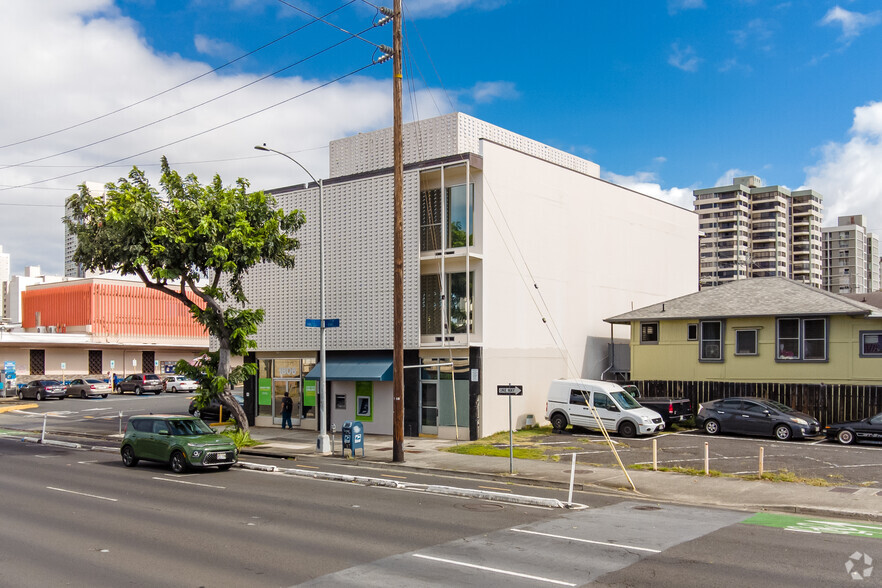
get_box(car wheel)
[217,464,233,472]
[170,451,189,473]
[18,390,23,400]
[35,391,43,401]
[704,419,720,435]
[618,421,637,438]
[155,390,161,395]
[121,445,139,467]
[135,386,142,396]
[171,386,178,393]
[550,413,568,432]
[81,390,87,399]
[774,424,792,441]
[837,429,855,445]
[102,394,108,399]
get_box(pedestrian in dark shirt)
[281,392,293,429]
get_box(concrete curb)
[236,461,578,509]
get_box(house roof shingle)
[605,277,881,324]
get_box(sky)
[2,0,881,276]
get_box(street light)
[254,144,331,455]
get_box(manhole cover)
[632,505,662,511]
[457,502,505,512]
[562,469,594,474]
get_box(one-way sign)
[497,385,523,396]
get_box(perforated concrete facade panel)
[246,173,421,351]
[329,112,599,179]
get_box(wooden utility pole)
[392,0,404,463]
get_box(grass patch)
[630,463,733,477]
[445,443,546,460]
[756,469,832,486]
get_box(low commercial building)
[242,113,698,439]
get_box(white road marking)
[81,407,115,412]
[412,553,576,586]
[13,411,69,418]
[510,528,661,554]
[47,486,117,502]
[153,476,225,489]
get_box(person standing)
[281,391,293,430]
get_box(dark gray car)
[696,397,820,441]
[18,380,67,401]
[116,374,163,395]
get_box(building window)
[420,272,475,335]
[88,350,103,374]
[860,331,882,357]
[687,324,698,341]
[734,330,758,355]
[699,320,723,361]
[29,349,45,375]
[640,322,659,344]
[420,183,474,252]
[776,317,827,361]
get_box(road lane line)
[47,487,117,502]
[510,528,661,553]
[412,554,576,586]
[478,485,511,492]
[153,477,225,489]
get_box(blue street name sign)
[306,319,341,328]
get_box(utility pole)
[391,0,405,463]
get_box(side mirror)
[157,429,169,436]
[609,405,620,412]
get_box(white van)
[545,379,664,437]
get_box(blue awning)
[305,356,393,381]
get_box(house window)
[640,322,659,344]
[861,331,882,357]
[699,320,723,361]
[777,317,827,361]
[734,330,758,355]
[687,324,698,341]
[420,271,475,335]
[420,183,474,251]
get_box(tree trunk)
[217,341,249,433]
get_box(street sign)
[497,385,523,396]
[306,318,341,328]
[110,360,115,369]
[61,362,66,370]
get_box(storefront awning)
[305,357,393,381]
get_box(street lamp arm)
[254,144,319,186]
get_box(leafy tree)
[65,157,305,431]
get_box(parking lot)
[523,427,882,487]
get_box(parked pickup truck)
[622,385,692,426]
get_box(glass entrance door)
[274,380,301,426]
[421,383,438,435]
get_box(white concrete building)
[694,175,824,288]
[0,245,9,322]
[243,113,697,439]
[65,181,107,278]
[822,215,880,294]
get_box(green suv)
[120,415,237,473]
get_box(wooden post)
[652,438,658,471]
[391,0,405,463]
[704,442,709,476]
[758,446,764,478]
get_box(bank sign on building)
[242,113,697,440]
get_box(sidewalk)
[244,425,882,522]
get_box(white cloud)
[0,0,445,275]
[467,81,520,104]
[820,6,882,43]
[804,101,882,234]
[668,0,705,15]
[668,43,701,72]
[194,34,239,59]
[714,169,749,187]
[602,169,696,210]
[404,0,508,19]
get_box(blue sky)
[2,0,881,275]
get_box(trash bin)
[342,420,364,457]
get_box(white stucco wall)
[476,141,698,436]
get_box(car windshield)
[167,419,214,436]
[85,379,103,384]
[43,380,62,386]
[611,390,642,409]
[145,375,160,381]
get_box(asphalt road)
[2,439,881,587]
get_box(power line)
[0,1,357,152]
[0,24,379,172]
[0,61,382,192]
[273,0,385,50]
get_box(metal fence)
[630,380,882,426]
